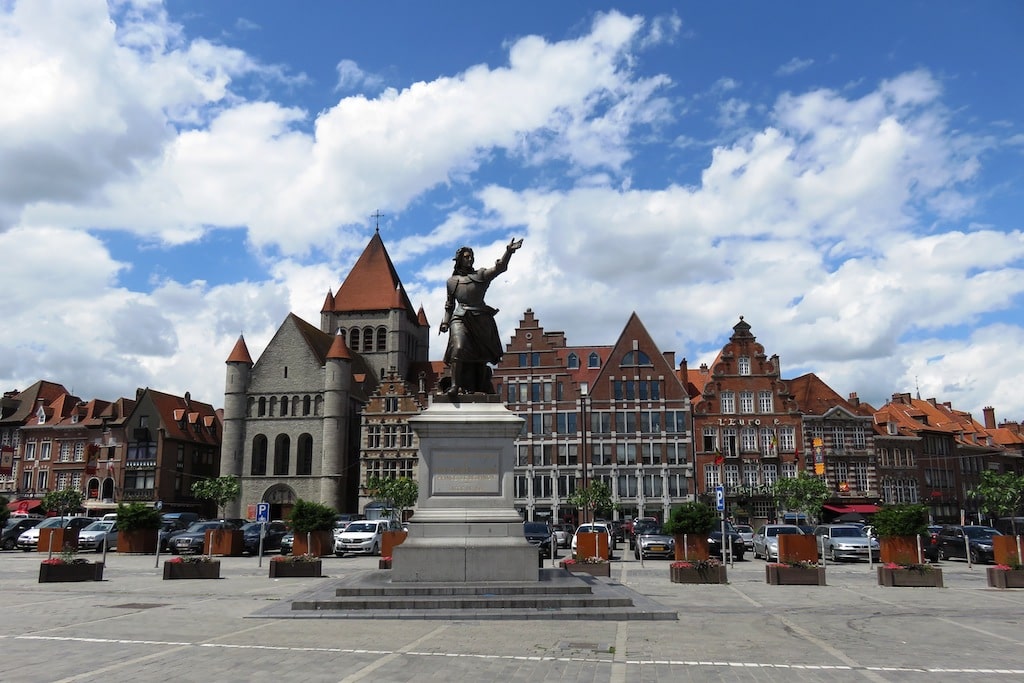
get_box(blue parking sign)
[715,486,725,511]
[256,502,270,523]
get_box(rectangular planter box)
[560,561,611,577]
[670,565,727,584]
[37,528,80,554]
[117,529,158,554]
[673,535,710,561]
[879,537,921,565]
[993,535,1022,567]
[291,530,334,558]
[268,560,322,578]
[574,532,609,560]
[163,561,221,580]
[778,534,818,564]
[204,529,244,557]
[38,562,104,583]
[766,565,826,585]
[379,558,392,569]
[986,567,1024,589]
[381,531,407,559]
[877,566,943,587]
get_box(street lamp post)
[579,384,590,525]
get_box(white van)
[102,513,118,522]
[334,518,402,556]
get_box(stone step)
[334,582,594,597]
[297,594,635,610]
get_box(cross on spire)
[371,210,384,233]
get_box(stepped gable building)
[221,230,432,520]
[787,374,879,521]
[689,317,803,527]
[1,380,69,498]
[492,309,694,524]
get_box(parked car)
[629,517,660,549]
[523,521,555,558]
[633,525,675,560]
[571,522,616,556]
[160,519,191,552]
[552,524,574,549]
[279,531,294,556]
[241,521,289,555]
[708,521,746,561]
[77,520,118,552]
[937,525,1002,564]
[2,517,42,550]
[751,524,804,561]
[734,524,755,551]
[169,520,240,555]
[335,519,402,556]
[161,511,201,529]
[812,524,879,562]
[17,516,97,551]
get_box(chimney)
[848,392,859,406]
[983,406,996,429]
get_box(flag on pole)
[713,450,724,466]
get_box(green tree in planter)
[191,476,241,520]
[773,473,830,525]
[42,488,85,521]
[872,503,928,538]
[115,502,162,532]
[663,501,716,536]
[365,476,418,521]
[566,481,614,522]
[970,470,1024,535]
[288,499,337,534]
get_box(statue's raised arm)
[439,238,523,397]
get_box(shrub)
[115,502,162,532]
[288,499,336,533]
[872,503,928,538]
[663,501,716,536]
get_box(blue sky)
[1,0,1023,422]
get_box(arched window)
[302,395,312,416]
[273,434,290,475]
[588,352,601,368]
[280,396,289,415]
[363,326,375,351]
[567,353,579,369]
[269,396,278,416]
[349,328,360,351]
[258,397,267,417]
[251,435,268,475]
[246,397,255,417]
[314,395,323,416]
[376,327,387,351]
[621,350,652,366]
[297,434,314,475]
[292,396,300,416]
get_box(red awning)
[7,499,43,513]
[823,503,880,515]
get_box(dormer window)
[887,421,898,435]
[567,353,579,369]
[588,352,600,369]
[36,407,46,424]
[738,356,751,375]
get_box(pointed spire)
[326,331,352,361]
[321,288,335,314]
[417,304,429,327]
[226,335,253,364]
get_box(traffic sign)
[255,502,270,523]
[715,485,725,511]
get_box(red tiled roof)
[327,232,418,318]
[226,335,253,364]
[326,332,352,360]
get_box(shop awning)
[7,499,43,513]
[823,503,880,515]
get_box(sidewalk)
[1,550,1023,682]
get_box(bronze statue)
[439,238,523,395]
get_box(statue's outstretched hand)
[507,238,523,253]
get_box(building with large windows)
[688,317,804,527]
[492,309,694,524]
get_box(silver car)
[813,524,879,562]
[77,520,118,552]
[751,524,804,561]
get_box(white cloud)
[776,57,814,77]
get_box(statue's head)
[452,246,474,273]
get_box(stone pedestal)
[392,396,537,582]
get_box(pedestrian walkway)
[1,550,1023,682]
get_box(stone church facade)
[219,231,431,520]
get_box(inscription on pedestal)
[431,451,500,495]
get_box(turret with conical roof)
[220,335,253,483]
